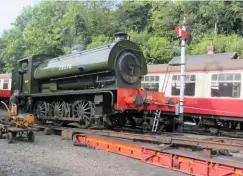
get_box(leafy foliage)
[86,35,112,49]
[23,1,67,56]
[0,0,243,73]
[114,1,152,32]
[189,35,243,56]
[0,27,26,72]
[129,31,173,64]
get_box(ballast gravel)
[0,110,185,176]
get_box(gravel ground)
[0,109,8,117]
[0,109,186,176]
[0,132,187,176]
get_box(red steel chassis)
[74,134,243,176]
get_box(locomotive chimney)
[113,32,128,42]
[207,40,216,55]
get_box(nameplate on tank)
[59,64,73,71]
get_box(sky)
[0,0,40,35]
[0,0,124,36]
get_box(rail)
[37,125,243,154]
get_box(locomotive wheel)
[0,130,2,139]
[51,101,65,117]
[34,101,48,123]
[62,102,71,117]
[51,101,65,126]
[73,100,94,129]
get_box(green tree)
[129,31,174,64]
[61,2,89,53]
[0,27,26,72]
[151,1,181,38]
[13,6,33,31]
[0,6,33,72]
[23,1,67,56]
[1,0,243,72]
[151,1,243,39]
[0,37,6,72]
[83,1,118,36]
[115,1,152,33]
[86,35,112,49]
[188,34,243,57]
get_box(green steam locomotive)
[11,32,149,128]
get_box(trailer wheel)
[0,130,2,139]
[12,132,17,138]
[28,131,35,142]
[7,132,13,143]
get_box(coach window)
[171,74,196,96]
[144,76,149,81]
[3,79,9,90]
[211,73,241,98]
[141,76,160,91]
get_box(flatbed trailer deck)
[74,134,243,176]
[37,125,243,176]
[0,124,36,143]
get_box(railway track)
[32,124,243,175]
[183,127,243,139]
[37,124,243,157]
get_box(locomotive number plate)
[59,64,73,71]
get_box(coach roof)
[0,73,12,78]
[148,57,243,73]
[168,52,238,66]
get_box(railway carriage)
[0,73,12,104]
[143,57,243,130]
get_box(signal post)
[175,18,189,132]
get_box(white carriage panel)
[207,70,242,100]
[0,74,12,91]
[207,72,214,98]
[162,73,172,96]
[8,79,12,90]
[163,71,177,97]
[142,72,174,96]
[150,72,173,96]
[167,71,197,98]
[240,71,243,99]
[236,70,243,99]
[141,73,161,92]
[2,79,9,90]
[164,75,171,97]
[158,74,164,92]
[0,79,2,90]
[224,70,243,99]
[194,72,203,97]
[205,72,212,98]
[200,72,212,98]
